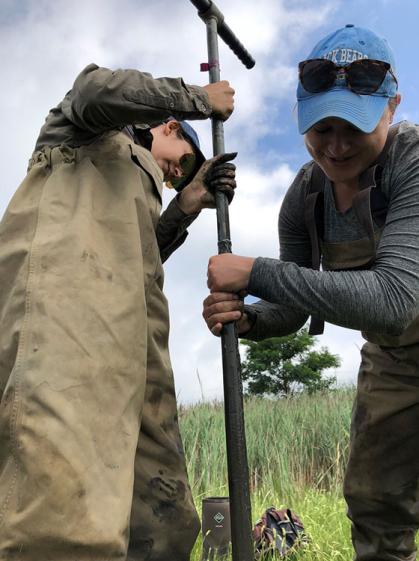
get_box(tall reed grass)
[179,388,355,501]
[179,389,356,560]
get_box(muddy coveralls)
[304,129,419,561]
[312,239,419,561]
[0,64,211,560]
[244,122,419,561]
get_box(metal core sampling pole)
[189,2,255,560]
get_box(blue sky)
[1,0,418,402]
[253,0,419,173]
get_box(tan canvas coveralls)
[0,64,211,560]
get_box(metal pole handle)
[190,0,256,69]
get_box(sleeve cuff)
[186,85,212,117]
[171,194,200,224]
[248,257,282,299]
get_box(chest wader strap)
[304,123,400,336]
[352,124,401,265]
[353,169,377,265]
[304,164,326,335]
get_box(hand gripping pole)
[189,2,255,560]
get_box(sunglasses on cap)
[165,152,197,190]
[298,58,398,95]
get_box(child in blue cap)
[204,24,419,561]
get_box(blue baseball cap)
[297,24,398,134]
[166,117,206,191]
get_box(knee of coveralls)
[127,408,200,561]
[127,280,200,561]
[343,342,419,561]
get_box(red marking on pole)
[200,60,220,71]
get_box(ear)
[163,120,181,136]
[388,93,401,124]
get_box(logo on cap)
[323,49,368,64]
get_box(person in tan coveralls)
[0,63,236,560]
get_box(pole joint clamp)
[198,1,225,26]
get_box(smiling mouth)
[326,155,354,165]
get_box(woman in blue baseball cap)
[204,24,419,561]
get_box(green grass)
[179,388,354,497]
[178,389,356,560]
[190,489,352,560]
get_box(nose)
[327,133,351,157]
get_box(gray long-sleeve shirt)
[245,121,419,340]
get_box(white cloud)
[0,0,360,405]
[163,159,360,403]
